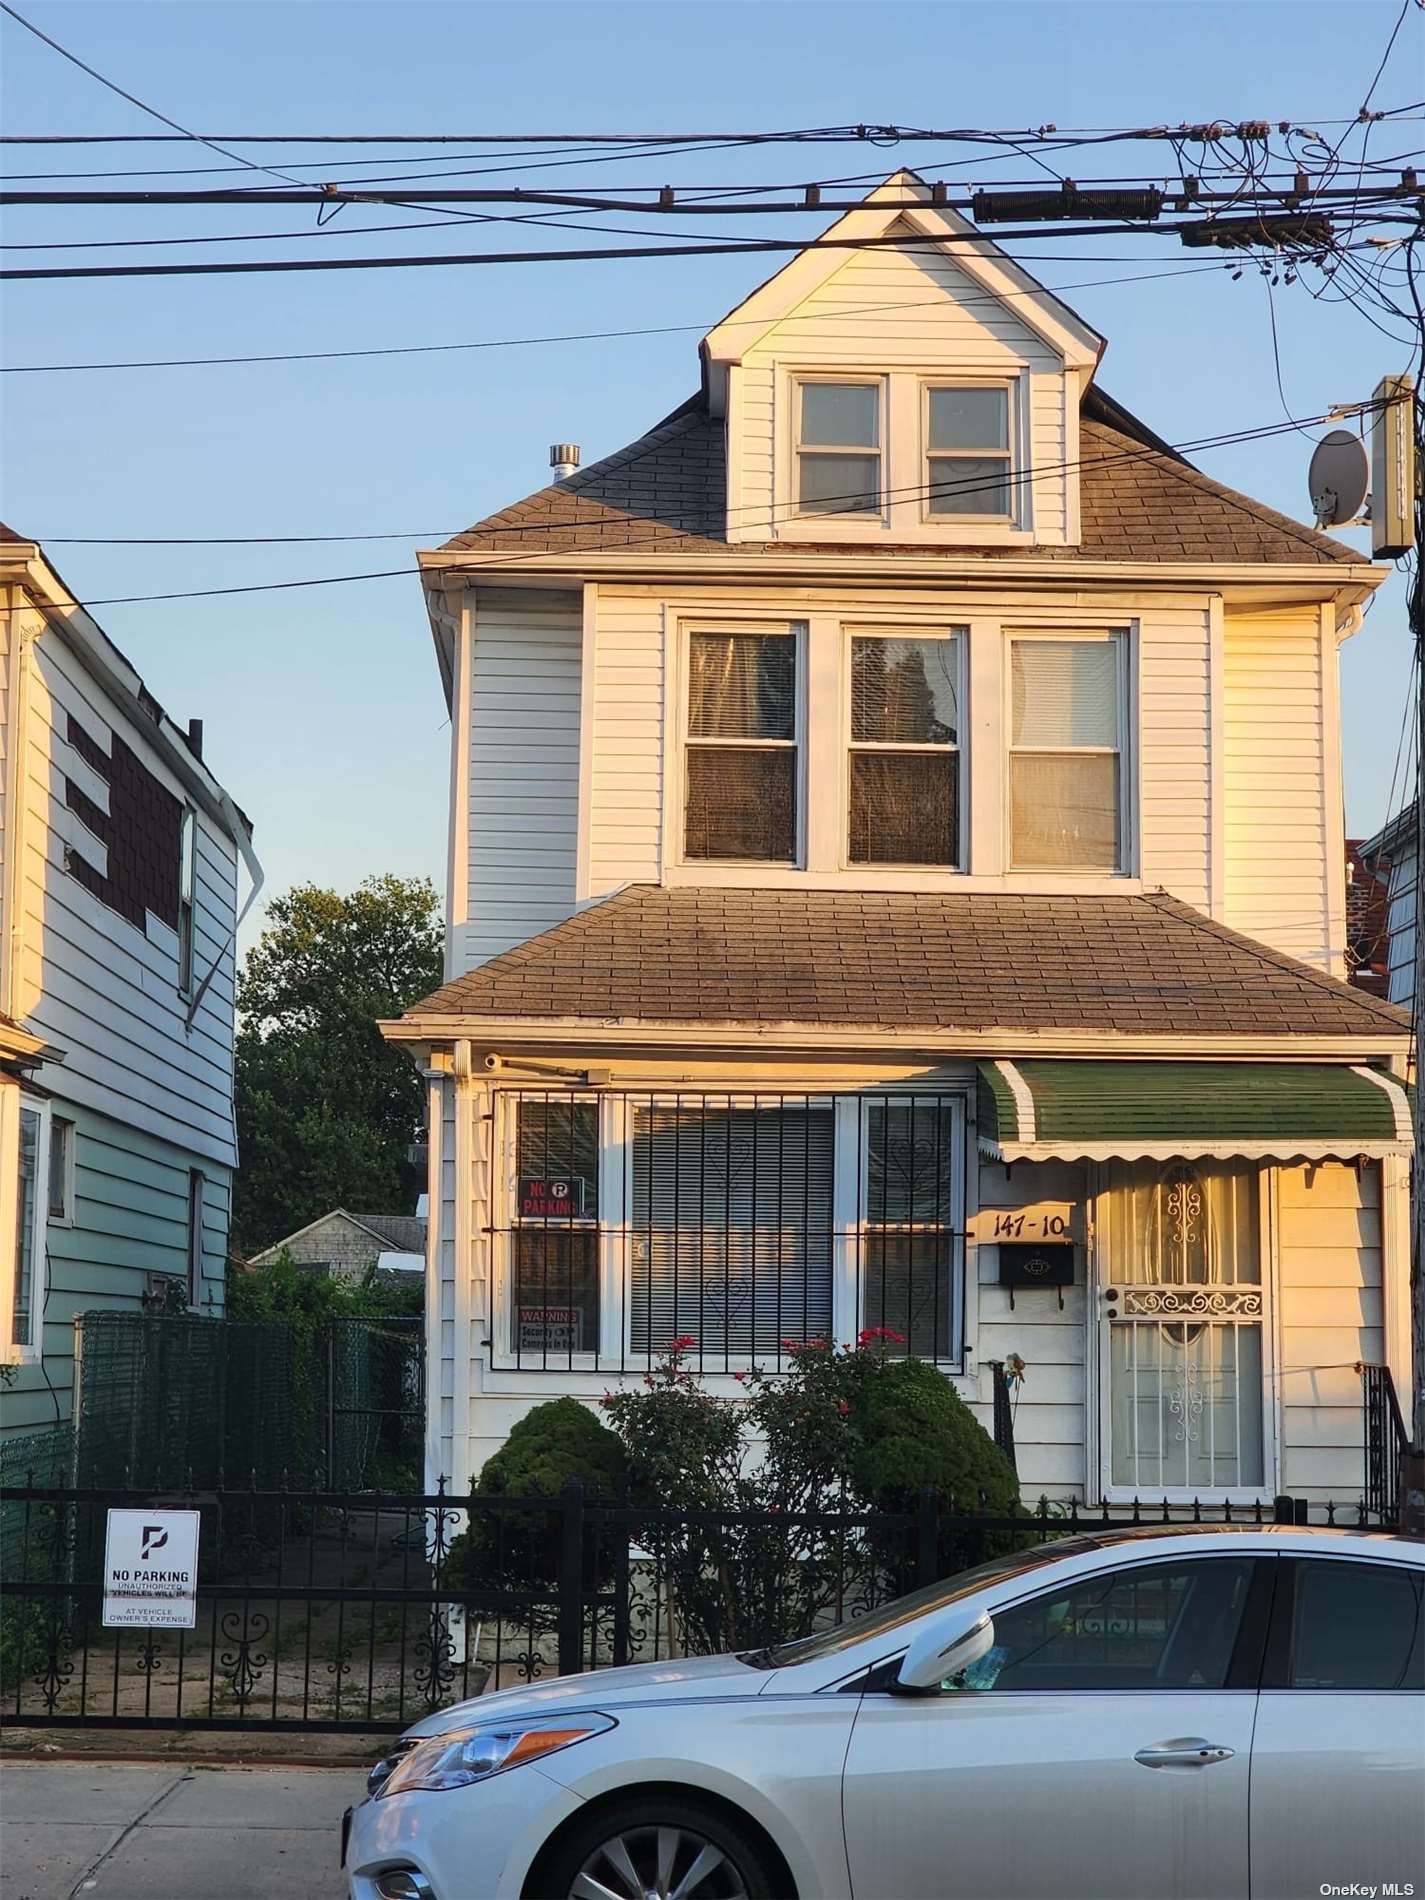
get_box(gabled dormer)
[704,171,1103,549]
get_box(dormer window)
[925,385,1012,518]
[796,381,882,517]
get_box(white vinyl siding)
[462,587,582,967]
[1276,1161,1383,1506]
[730,230,1071,545]
[582,587,1213,902]
[16,634,239,1167]
[1222,612,1337,972]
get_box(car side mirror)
[895,1608,995,1693]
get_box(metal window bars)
[492,1089,969,1375]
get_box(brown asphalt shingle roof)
[405,886,1407,1039]
[440,394,1358,567]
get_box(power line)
[0,0,305,189]
[19,403,1384,595]
[9,212,1418,284]
[0,261,1247,373]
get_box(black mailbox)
[998,1242,1075,1309]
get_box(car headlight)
[377,1714,615,1796]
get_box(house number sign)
[971,1202,1076,1242]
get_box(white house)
[0,526,259,1448]
[383,174,1411,1512]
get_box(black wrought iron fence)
[0,1475,1379,1735]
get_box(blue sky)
[1,0,1419,928]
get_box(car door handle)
[1134,1739,1236,1769]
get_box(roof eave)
[380,1017,1409,1061]
[416,546,1384,607]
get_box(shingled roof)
[440,391,1358,567]
[403,886,1406,1040]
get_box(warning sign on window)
[518,1177,587,1220]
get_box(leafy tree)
[232,876,443,1254]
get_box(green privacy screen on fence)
[70,1312,423,1490]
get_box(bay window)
[1009,633,1126,870]
[796,381,882,516]
[849,632,962,866]
[684,628,799,863]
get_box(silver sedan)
[344,1524,1424,1900]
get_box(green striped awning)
[976,1060,1413,1163]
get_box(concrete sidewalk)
[1,1761,368,1899]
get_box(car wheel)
[534,1795,786,1900]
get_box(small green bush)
[447,1398,626,1596]
[845,1357,1018,1514]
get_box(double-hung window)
[510,1097,600,1360]
[9,1095,49,1358]
[796,381,882,517]
[684,628,800,863]
[1009,633,1126,870]
[925,385,1013,518]
[849,632,962,866]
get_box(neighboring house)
[1360,803,1415,1009]
[383,174,1412,1510]
[0,526,259,1443]
[1345,838,1391,996]
[247,1207,429,1282]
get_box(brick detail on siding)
[64,711,182,932]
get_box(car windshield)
[747,1537,1093,1668]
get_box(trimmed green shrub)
[447,1398,626,1595]
[845,1357,1018,1514]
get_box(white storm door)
[1098,1163,1270,1498]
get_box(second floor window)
[1009,634,1125,870]
[796,381,882,516]
[849,633,962,866]
[685,629,799,862]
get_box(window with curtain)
[849,634,962,866]
[629,1101,833,1358]
[1009,635,1124,869]
[1106,1162,1264,1493]
[796,381,882,516]
[684,630,799,862]
[925,385,1012,518]
[511,1098,600,1358]
[862,1099,962,1359]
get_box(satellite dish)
[1308,429,1369,527]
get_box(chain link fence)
[66,1312,422,1491]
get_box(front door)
[1097,1162,1269,1497]
[842,1554,1266,1900]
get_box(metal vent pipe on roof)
[549,443,581,480]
